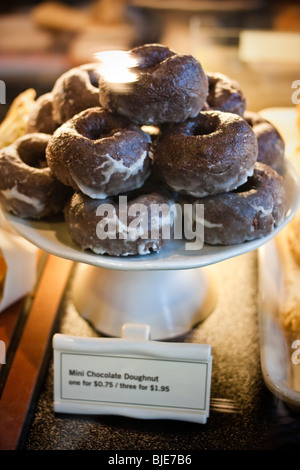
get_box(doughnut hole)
[184,114,219,137]
[15,134,50,169]
[132,44,175,70]
[74,111,131,141]
[87,68,101,88]
[233,175,257,194]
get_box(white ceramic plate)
[4,160,300,272]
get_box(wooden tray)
[0,252,73,450]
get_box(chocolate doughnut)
[26,93,59,135]
[0,133,71,219]
[206,72,246,116]
[244,110,285,171]
[46,107,152,199]
[64,188,176,256]
[152,110,258,197]
[51,63,101,124]
[99,43,208,125]
[180,162,286,245]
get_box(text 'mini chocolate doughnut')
[205,72,247,116]
[153,110,258,197]
[99,44,208,125]
[51,63,101,124]
[0,133,71,219]
[46,107,152,199]
[180,162,286,245]
[244,110,285,172]
[64,188,176,256]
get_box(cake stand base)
[70,264,217,340]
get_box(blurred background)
[0,0,300,121]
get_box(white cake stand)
[5,161,300,340]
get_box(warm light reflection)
[94,50,139,92]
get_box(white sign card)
[53,330,212,424]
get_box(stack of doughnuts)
[0,43,287,256]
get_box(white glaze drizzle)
[1,185,45,213]
[71,150,149,199]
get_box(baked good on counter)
[64,186,176,256]
[179,162,286,245]
[273,105,300,391]
[288,215,300,268]
[276,218,300,391]
[0,133,71,219]
[244,110,285,172]
[26,92,59,135]
[205,72,247,116]
[0,89,36,149]
[99,44,208,125]
[152,110,258,197]
[46,107,152,199]
[0,42,289,256]
[51,63,101,124]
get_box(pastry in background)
[277,105,300,391]
[277,222,300,391]
[0,89,36,149]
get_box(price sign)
[53,331,212,424]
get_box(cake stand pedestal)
[5,161,300,340]
[70,262,216,339]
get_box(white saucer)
[4,160,300,272]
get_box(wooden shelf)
[0,253,73,450]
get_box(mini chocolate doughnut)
[99,43,208,125]
[26,93,59,135]
[64,188,176,256]
[244,110,285,171]
[51,63,101,124]
[46,107,152,199]
[180,162,286,245]
[206,72,246,116]
[0,133,71,219]
[152,110,258,197]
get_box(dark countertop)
[21,251,300,451]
